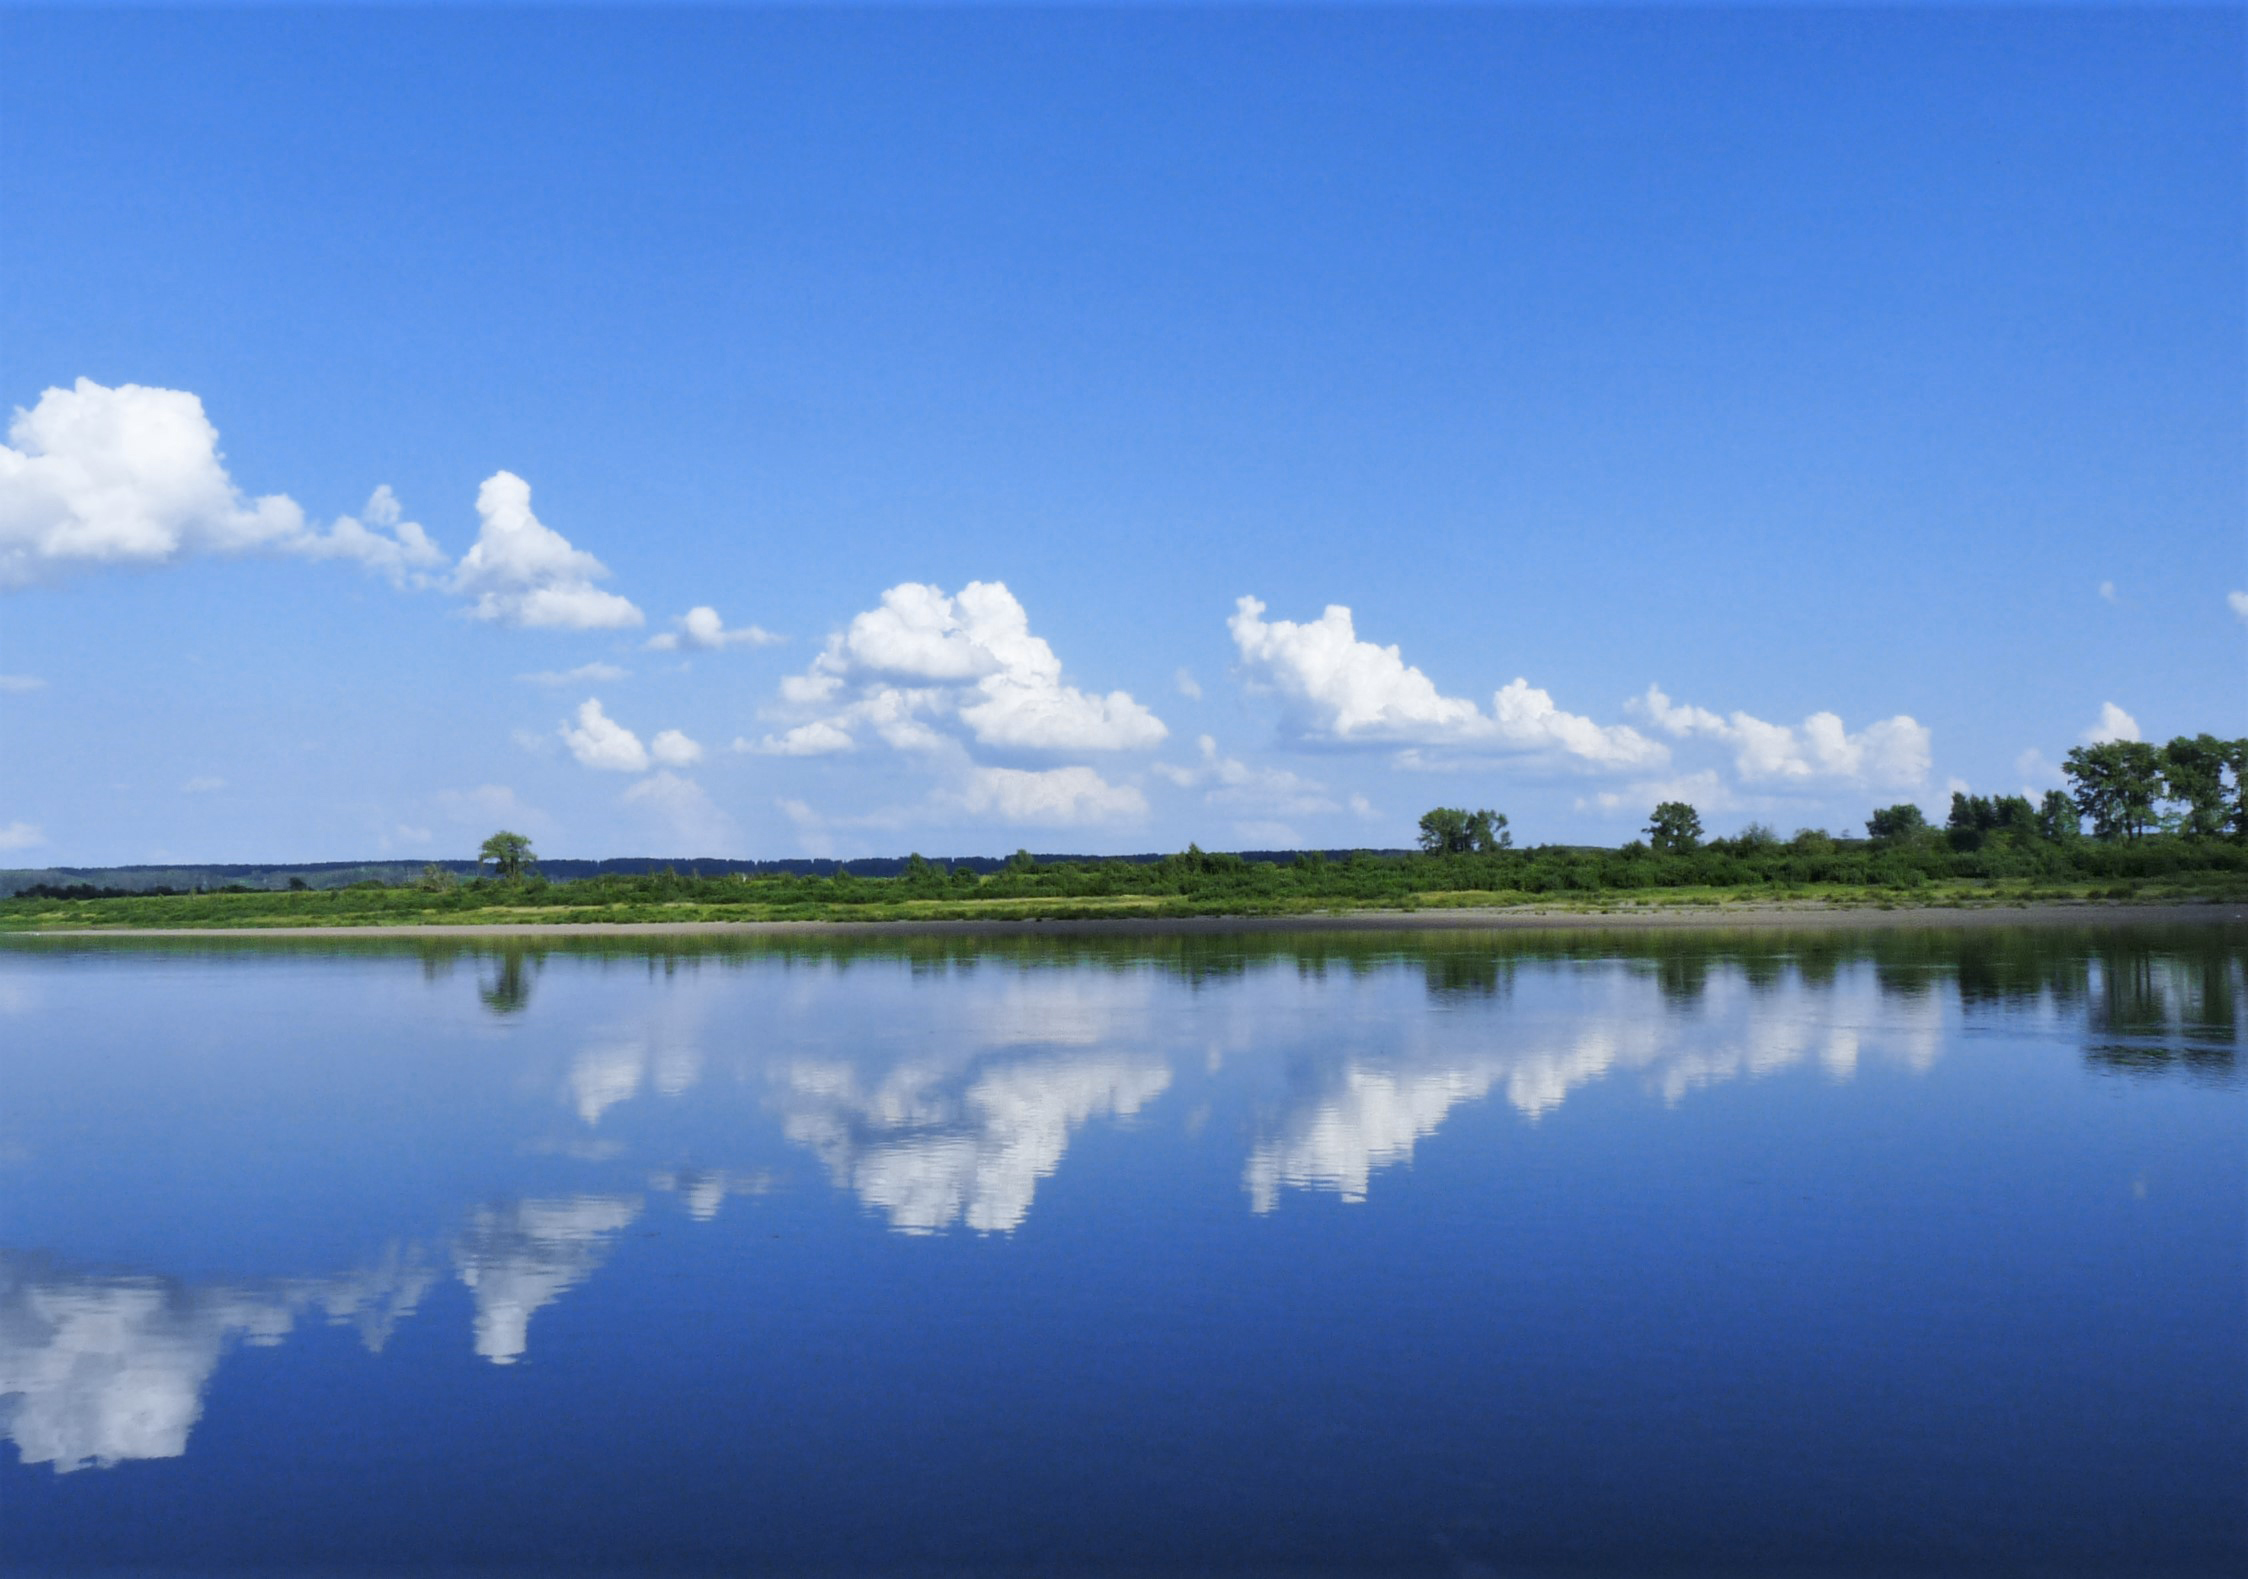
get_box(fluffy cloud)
[2083,701,2140,744]
[756,581,1165,757]
[0,820,45,850]
[0,380,442,588]
[954,765,1147,827]
[1632,685,1930,787]
[0,674,46,693]
[558,699,705,778]
[558,698,650,772]
[1227,596,1662,768]
[648,729,703,768]
[450,471,641,630]
[646,605,782,651]
[2229,590,2247,623]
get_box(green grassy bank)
[7,838,2245,931]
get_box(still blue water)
[1,926,2241,1576]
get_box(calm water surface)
[1,925,2242,1576]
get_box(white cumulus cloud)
[646,605,782,651]
[2083,701,2140,744]
[558,698,650,772]
[755,581,1165,757]
[2228,590,2247,622]
[648,728,703,768]
[451,471,641,631]
[0,380,441,588]
[1632,685,1930,787]
[0,821,45,851]
[1227,596,1661,768]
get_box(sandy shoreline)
[4,900,2241,942]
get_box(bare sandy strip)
[6,900,2242,941]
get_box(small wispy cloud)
[180,775,225,794]
[518,662,627,687]
[0,674,44,694]
[0,821,46,851]
[646,606,783,652]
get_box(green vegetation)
[7,732,2244,932]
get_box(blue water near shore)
[2,926,2242,1576]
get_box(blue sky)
[1,4,2241,864]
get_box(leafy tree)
[1418,807,1509,855]
[1646,801,1703,853]
[416,863,456,892]
[2161,734,2234,840]
[2036,790,2079,842]
[1417,808,1467,855]
[1946,792,2038,851]
[2064,742,2162,841]
[1464,809,1511,853]
[1866,803,1929,844]
[479,830,536,880]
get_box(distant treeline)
[0,850,1393,900]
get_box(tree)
[2064,742,2162,841]
[1417,808,1467,855]
[416,863,456,892]
[1464,808,1511,853]
[1945,792,2038,851]
[2036,790,2079,842]
[2160,734,2233,840]
[1646,801,1702,853]
[479,830,536,880]
[1418,807,1509,855]
[1865,803,1929,844]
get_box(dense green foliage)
[4,829,2243,931]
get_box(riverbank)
[6,898,2241,940]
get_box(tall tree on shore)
[2064,742,2162,840]
[2160,734,2235,840]
[1646,801,1703,853]
[478,830,535,881]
